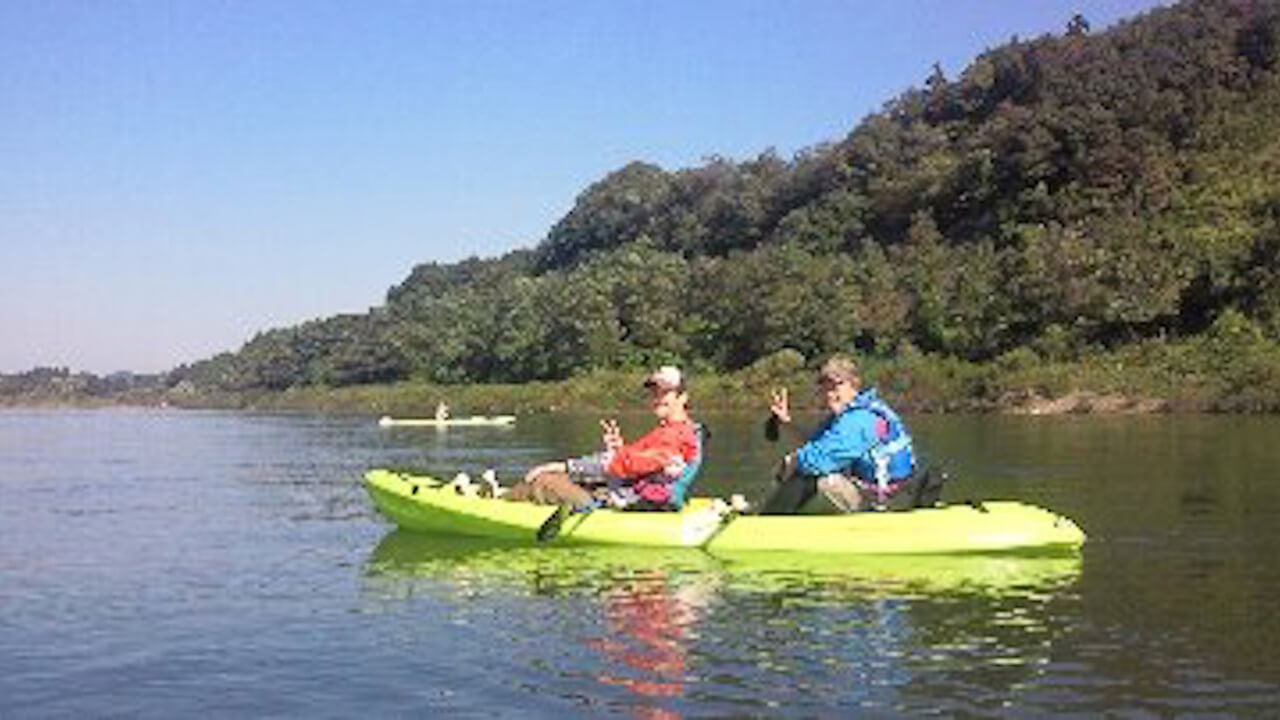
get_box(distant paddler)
[434,401,450,422]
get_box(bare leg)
[507,467,594,509]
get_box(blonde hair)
[819,355,861,388]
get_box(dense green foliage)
[7,0,1280,411]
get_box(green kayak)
[364,469,1086,555]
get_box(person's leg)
[503,476,539,503]
[506,470,595,509]
[509,453,605,509]
[506,460,564,502]
[759,472,819,514]
[533,472,595,508]
[816,474,865,513]
[565,452,610,484]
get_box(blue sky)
[0,0,1170,374]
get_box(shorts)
[565,451,611,484]
[565,451,674,509]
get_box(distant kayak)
[364,469,1086,555]
[377,415,516,427]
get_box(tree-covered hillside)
[108,0,1280,405]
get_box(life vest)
[622,422,706,510]
[845,389,915,490]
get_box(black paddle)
[764,413,780,442]
[536,504,570,542]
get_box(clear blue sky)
[1,0,1169,374]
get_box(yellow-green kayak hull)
[364,469,1085,555]
[367,530,1084,596]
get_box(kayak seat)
[884,467,951,511]
[668,423,709,509]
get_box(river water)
[3,408,1279,717]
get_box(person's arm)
[794,412,876,476]
[606,424,693,479]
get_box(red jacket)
[605,420,699,479]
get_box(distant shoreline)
[3,365,1263,415]
[8,337,1280,415]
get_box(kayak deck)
[364,469,1086,555]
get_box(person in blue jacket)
[760,354,915,514]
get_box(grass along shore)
[158,332,1280,415]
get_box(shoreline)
[0,379,1213,416]
[6,343,1278,415]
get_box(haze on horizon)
[0,0,1169,375]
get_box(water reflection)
[363,531,1084,715]
[586,572,719,717]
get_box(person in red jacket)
[508,366,698,510]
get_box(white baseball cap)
[643,365,684,391]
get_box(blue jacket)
[794,388,915,482]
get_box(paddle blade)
[536,505,570,542]
[764,415,780,442]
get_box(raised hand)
[600,418,624,451]
[769,387,791,424]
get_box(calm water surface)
[3,408,1279,717]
